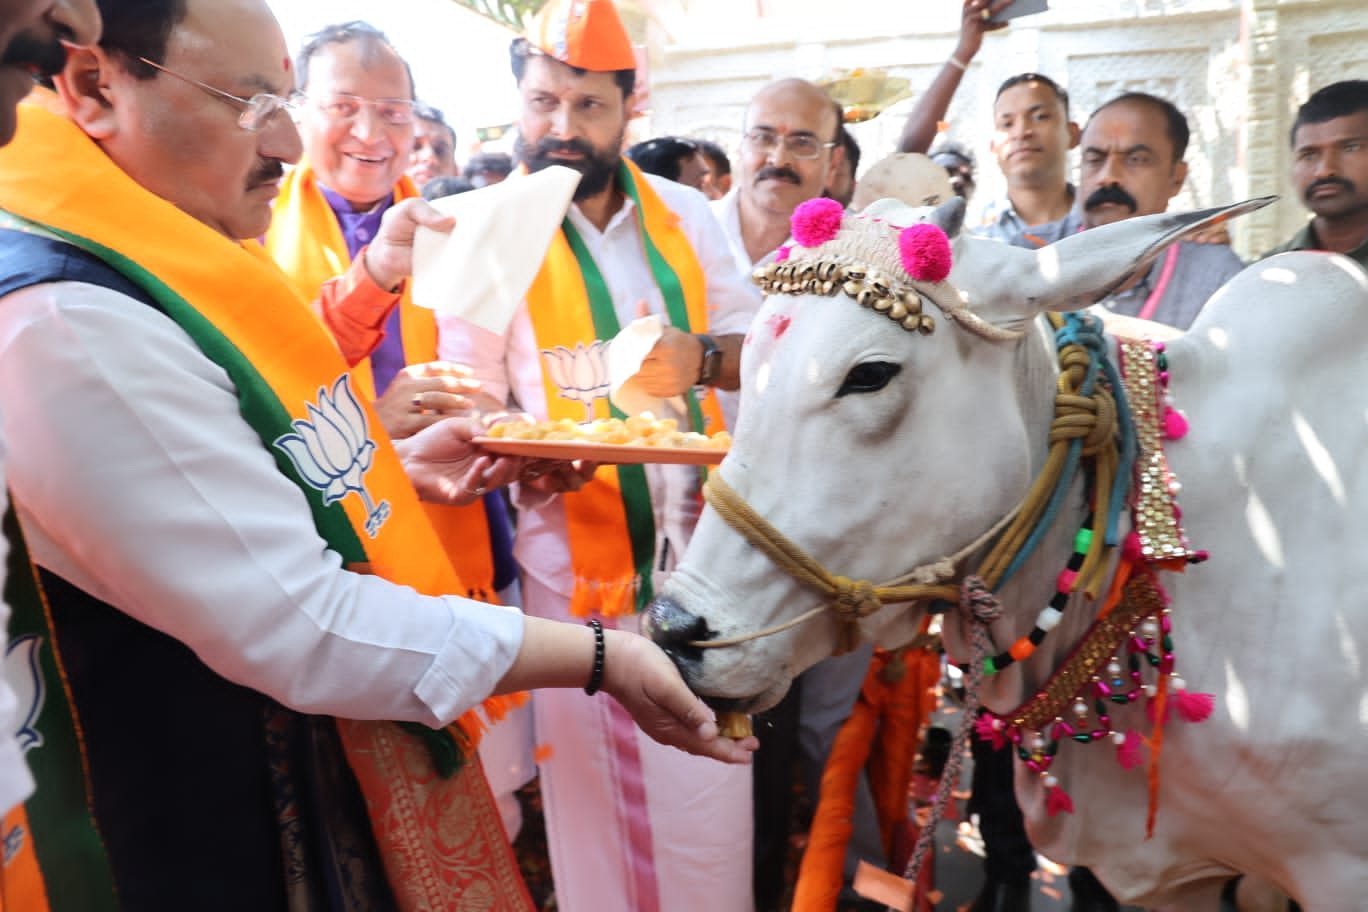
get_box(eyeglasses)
[309,93,416,127]
[743,128,838,160]
[138,57,301,133]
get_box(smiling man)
[435,1,759,909]
[1266,80,1368,271]
[265,21,519,616]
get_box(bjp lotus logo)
[5,634,45,754]
[542,341,611,420]
[275,375,392,538]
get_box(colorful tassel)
[1162,406,1189,440]
[1173,689,1214,723]
[975,713,1007,749]
[1122,531,1143,561]
[1045,784,1074,817]
[1117,729,1144,770]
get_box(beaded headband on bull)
[752,196,1022,344]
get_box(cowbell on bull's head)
[644,194,1271,714]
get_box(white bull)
[645,196,1368,911]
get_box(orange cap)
[525,0,637,73]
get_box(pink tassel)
[1173,689,1214,723]
[975,714,1007,749]
[1122,531,1143,561]
[1117,730,1144,770]
[1162,406,1189,440]
[1045,785,1074,817]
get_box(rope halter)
[687,313,1131,659]
[697,473,973,655]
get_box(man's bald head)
[737,77,844,221]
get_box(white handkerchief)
[410,165,581,334]
[608,315,686,417]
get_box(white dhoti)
[523,574,755,912]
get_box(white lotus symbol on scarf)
[274,375,392,538]
[542,341,611,420]
[5,634,45,754]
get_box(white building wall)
[644,0,1368,259]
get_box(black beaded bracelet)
[584,618,606,696]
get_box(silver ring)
[468,485,487,497]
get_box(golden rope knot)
[831,576,882,620]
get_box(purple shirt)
[320,185,407,395]
[318,186,518,594]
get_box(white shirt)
[0,282,524,729]
[438,174,759,596]
[710,187,754,279]
[0,421,35,817]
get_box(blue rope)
[996,313,1137,588]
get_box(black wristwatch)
[695,333,722,386]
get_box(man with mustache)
[0,0,754,906]
[1080,92,1244,329]
[713,77,845,272]
[435,1,759,909]
[0,0,99,828]
[1265,80,1368,271]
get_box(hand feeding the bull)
[639,190,1368,911]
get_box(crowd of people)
[0,0,1363,911]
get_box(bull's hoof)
[969,877,1032,912]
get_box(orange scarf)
[525,160,726,615]
[264,162,498,600]
[0,105,529,912]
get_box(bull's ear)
[928,196,966,239]
[1028,196,1276,312]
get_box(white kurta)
[439,174,758,912]
[0,416,36,818]
[0,281,525,728]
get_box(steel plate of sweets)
[475,415,731,465]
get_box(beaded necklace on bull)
[696,198,1216,868]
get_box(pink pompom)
[774,244,792,262]
[1122,531,1143,561]
[975,713,1007,750]
[898,223,953,283]
[1045,784,1074,817]
[1117,729,1144,770]
[1173,689,1214,723]
[790,198,845,247]
[1162,406,1189,440]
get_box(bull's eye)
[836,361,902,397]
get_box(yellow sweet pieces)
[488,415,732,450]
[715,711,753,739]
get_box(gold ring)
[980,7,992,20]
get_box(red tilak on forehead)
[283,57,291,72]
[766,313,792,339]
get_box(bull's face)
[646,196,1270,713]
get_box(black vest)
[0,229,394,911]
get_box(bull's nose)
[644,595,710,665]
